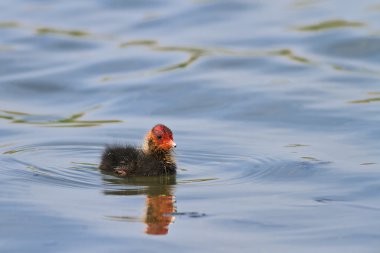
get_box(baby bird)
[99,124,177,176]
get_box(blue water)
[1,0,380,252]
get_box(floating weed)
[0,20,113,40]
[285,144,310,148]
[57,112,86,123]
[120,39,158,47]
[360,162,377,166]
[0,106,121,127]
[102,41,209,81]
[3,147,37,154]
[158,53,202,72]
[26,165,50,176]
[300,156,319,161]
[0,21,20,28]
[350,97,380,104]
[331,63,380,77]
[1,20,376,81]
[2,110,31,116]
[350,92,380,104]
[270,49,310,63]
[0,115,13,120]
[297,19,365,31]
[107,38,380,82]
[36,27,90,37]
[3,150,19,155]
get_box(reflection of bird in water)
[144,193,176,235]
[99,124,177,176]
[102,175,177,235]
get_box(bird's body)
[99,124,176,177]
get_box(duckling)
[100,124,177,176]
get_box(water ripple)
[1,141,325,191]
[1,142,101,189]
[177,150,325,186]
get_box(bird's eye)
[157,135,162,140]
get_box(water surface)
[1,0,380,252]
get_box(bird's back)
[99,144,176,176]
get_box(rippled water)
[1,0,380,252]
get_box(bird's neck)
[143,138,175,166]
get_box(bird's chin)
[164,147,175,153]
[158,144,175,152]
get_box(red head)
[145,124,176,152]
